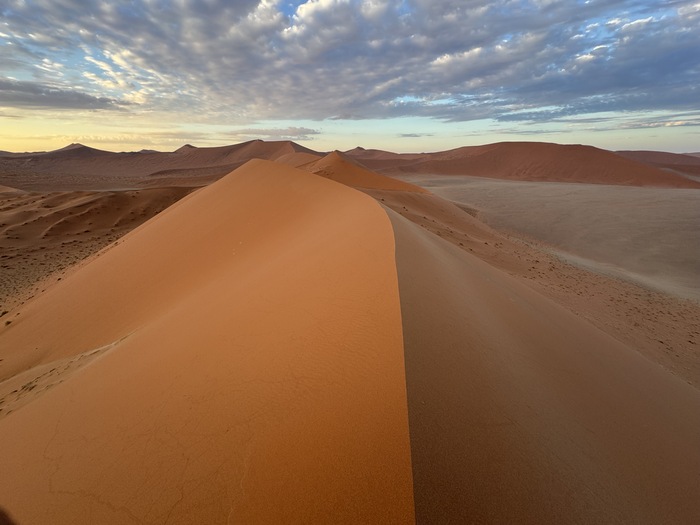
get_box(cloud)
[0,111,24,119]
[0,0,698,129]
[230,126,321,140]
[0,78,125,110]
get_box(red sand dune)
[273,150,323,167]
[616,150,700,182]
[389,208,700,522]
[616,150,700,167]
[4,139,697,190]
[1,147,699,523]
[301,150,428,192]
[0,187,192,308]
[347,141,700,188]
[0,160,414,523]
[0,140,321,191]
[39,143,114,159]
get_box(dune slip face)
[387,207,700,524]
[0,160,414,524]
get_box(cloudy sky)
[1,0,699,152]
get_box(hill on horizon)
[3,138,699,191]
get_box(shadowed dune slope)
[302,151,428,192]
[388,208,700,523]
[616,150,700,182]
[39,143,113,159]
[616,150,700,168]
[0,160,414,524]
[349,142,700,188]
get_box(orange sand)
[0,160,414,524]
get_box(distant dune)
[301,150,428,192]
[0,139,322,191]
[39,143,114,159]
[616,150,700,182]
[617,150,700,166]
[1,141,699,523]
[4,139,697,190]
[348,141,700,188]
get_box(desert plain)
[0,140,699,524]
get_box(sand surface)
[400,174,700,302]
[1,140,700,523]
[389,207,700,523]
[0,187,193,311]
[0,160,414,523]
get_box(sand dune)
[0,140,321,191]
[617,150,700,167]
[301,150,427,192]
[617,150,700,182]
[0,187,192,310]
[273,150,323,167]
[348,141,700,188]
[0,160,414,524]
[1,143,700,523]
[390,209,700,523]
[4,139,696,191]
[39,143,114,159]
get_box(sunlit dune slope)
[0,159,414,524]
[274,150,323,167]
[0,187,193,308]
[302,150,428,192]
[0,184,22,193]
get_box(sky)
[1,0,699,153]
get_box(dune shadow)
[0,508,17,525]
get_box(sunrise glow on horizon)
[1,0,699,153]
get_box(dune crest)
[303,150,428,192]
[0,159,414,524]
